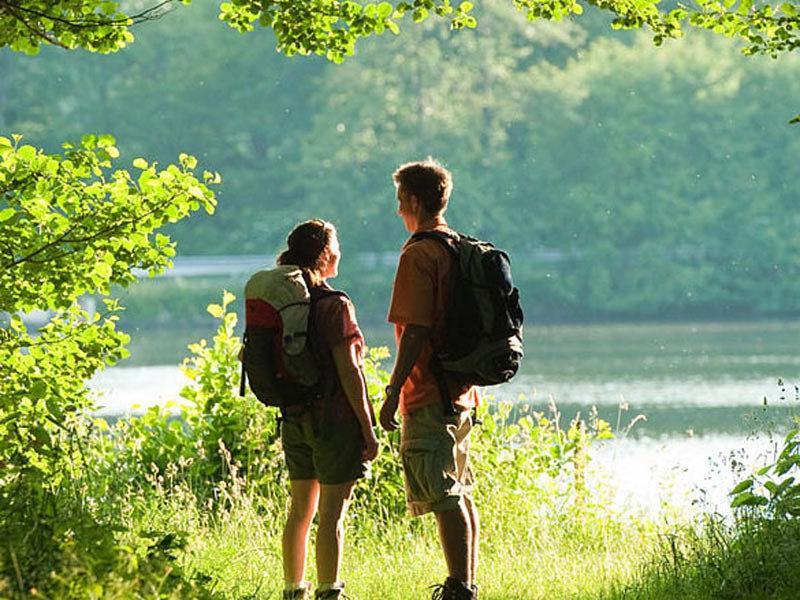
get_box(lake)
[89,320,799,515]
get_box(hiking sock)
[284,581,310,593]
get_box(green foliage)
[0,135,219,312]
[615,515,800,599]
[0,0,797,59]
[218,0,477,61]
[730,427,800,516]
[216,0,800,60]
[0,0,182,54]
[101,292,286,506]
[0,134,219,594]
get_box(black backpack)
[411,230,524,401]
[238,265,345,417]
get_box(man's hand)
[379,392,400,431]
[362,430,380,461]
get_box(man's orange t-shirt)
[387,220,479,415]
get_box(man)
[379,159,480,600]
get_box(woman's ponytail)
[277,219,335,286]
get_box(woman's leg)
[315,481,356,585]
[283,479,320,586]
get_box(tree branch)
[0,0,175,29]
[0,1,68,48]
[3,194,177,270]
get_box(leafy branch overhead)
[0,0,798,59]
[221,0,800,60]
[0,0,180,53]
[0,134,220,313]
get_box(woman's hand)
[362,430,379,461]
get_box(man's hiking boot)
[283,582,311,600]
[430,577,476,600]
[314,582,349,599]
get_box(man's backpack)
[411,230,524,390]
[239,265,345,416]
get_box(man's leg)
[434,501,473,584]
[463,495,479,584]
[283,479,320,586]
[316,481,356,586]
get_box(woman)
[277,220,379,600]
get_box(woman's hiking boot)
[314,582,349,599]
[429,577,476,600]
[283,582,311,600]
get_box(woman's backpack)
[239,265,344,417]
[410,230,524,390]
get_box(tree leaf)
[95,262,113,279]
[17,145,37,161]
[377,2,393,18]
[730,479,754,494]
[731,492,769,508]
[207,303,225,318]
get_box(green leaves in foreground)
[731,427,800,516]
[0,134,219,590]
[0,134,220,313]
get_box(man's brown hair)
[392,158,453,216]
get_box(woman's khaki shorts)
[282,414,368,485]
[400,402,474,517]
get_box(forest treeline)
[3,0,800,320]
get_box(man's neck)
[415,213,447,232]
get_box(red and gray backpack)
[239,266,345,416]
[410,230,524,407]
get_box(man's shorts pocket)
[401,436,460,512]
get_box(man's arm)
[379,323,430,431]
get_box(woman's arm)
[331,339,379,461]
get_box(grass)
[153,489,662,600]
[105,461,800,600]
[610,516,800,600]
[8,443,800,599]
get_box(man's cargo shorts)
[400,402,474,516]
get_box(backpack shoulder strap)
[309,286,349,304]
[409,229,461,256]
